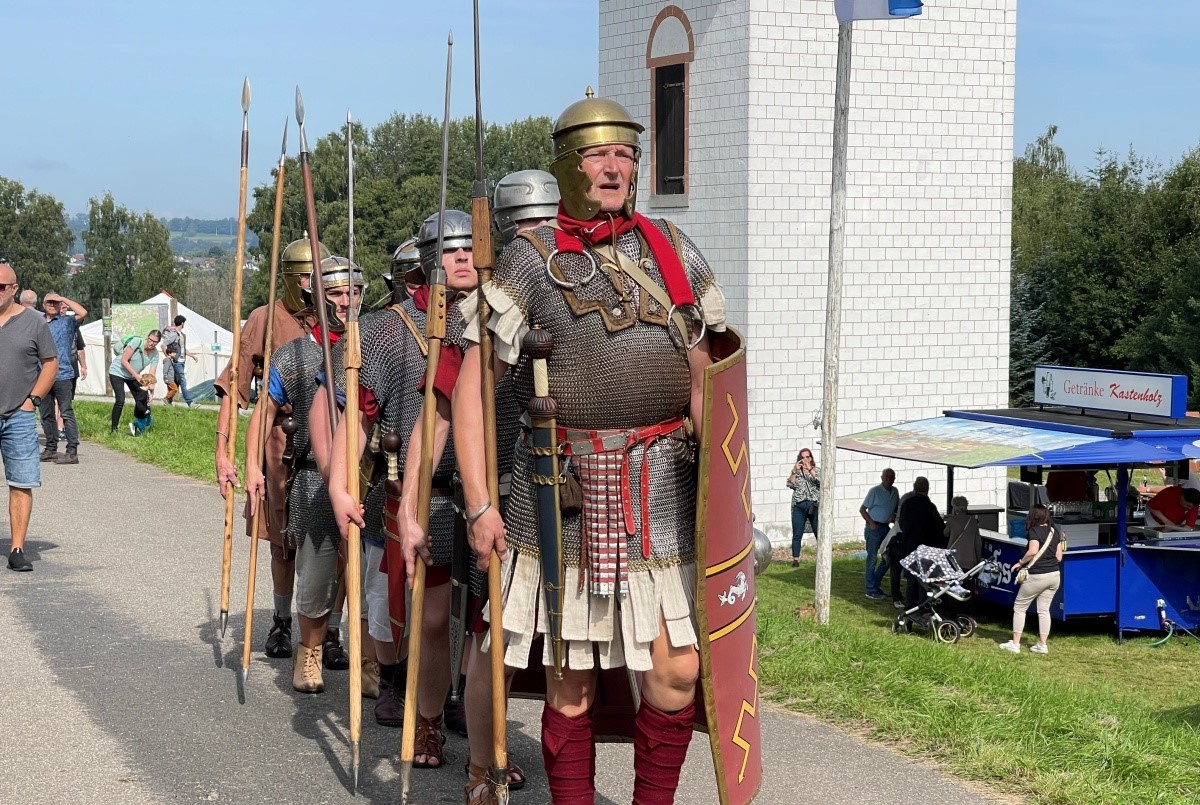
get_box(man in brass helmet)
[454,91,726,804]
[215,236,328,660]
[245,255,365,694]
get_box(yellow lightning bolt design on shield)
[720,393,751,518]
[731,634,759,783]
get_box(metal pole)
[814,21,852,626]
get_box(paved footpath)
[0,442,1015,804]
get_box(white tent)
[77,292,235,400]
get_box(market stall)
[837,365,1200,636]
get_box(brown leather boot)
[361,657,381,699]
[293,643,324,694]
[374,683,405,727]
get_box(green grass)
[74,400,248,482]
[759,558,1200,804]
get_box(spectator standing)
[108,330,161,435]
[786,448,820,567]
[886,481,920,607]
[38,292,88,465]
[896,476,945,608]
[19,290,37,308]
[0,263,58,571]
[999,504,1065,654]
[160,315,196,407]
[859,468,899,599]
[54,327,86,441]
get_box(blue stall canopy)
[837,409,1200,469]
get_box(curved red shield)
[694,327,762,805]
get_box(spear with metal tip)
[470,2,509,799]
[294,87,340,436]
[400,30,453,805]
[342,107,366,794]
[240,117,288,686]
[219,76,251,639]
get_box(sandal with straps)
[414,712,446,769]
[464,762,502,805]
[463,759,525,791]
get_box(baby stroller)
[893,545,1000,644]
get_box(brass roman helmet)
[280,235,330,313]
[549,88,644,220]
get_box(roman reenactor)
[244,255,366,693]
[410,169,560,803]
[216,237,328,660]
[330,211,476,743]
[454,91,745,805]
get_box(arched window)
[646,6,693,199]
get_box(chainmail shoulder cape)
[270,335,337,551]
[357,296,463,564]
[469,218,728,672]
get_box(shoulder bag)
[1015,527,1056,584]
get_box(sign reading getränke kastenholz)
[1033,364,1188,419]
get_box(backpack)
[115,334,142,356]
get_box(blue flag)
[835,0,923,23]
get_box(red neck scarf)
[311,325,341,346]
[411,285,430,312]
[553,204,694,306]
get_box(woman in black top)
[998,504,1065,655]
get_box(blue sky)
[0,1,1195,218]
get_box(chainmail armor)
[494,219,718,572]
[358,296,464,564]
[271,336,338,551]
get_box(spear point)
[295,86,305,127]
[241,77,251,113]
[280,117,289,158]
[219,610,228,638]
[400,761,413,804]
[448,30,453,46]
[351,741,360,795]
[241,667,249,686]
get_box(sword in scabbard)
[342,107,366,795]
[400,31,453,805]
[219,77,251,639]
[470,1,510,796]
[240,116,288,686]
[523,326,566,680]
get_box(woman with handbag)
[786,448,820,567]
[999,504,1066,655]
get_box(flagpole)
[815,20,852,626]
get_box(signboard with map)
[110,304,168,352]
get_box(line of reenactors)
[212,93,755,805]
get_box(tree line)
[0,113,551,329]
[1010,126,1200,407]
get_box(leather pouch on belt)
[559,463,583,518]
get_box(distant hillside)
[67,213,258,256]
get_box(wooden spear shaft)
[241,117,288,685]
[401,32,452,805]
[343,108,365,794]
[471,0,508,790]
[219,77,251,638]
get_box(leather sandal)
[464,762,501,805]
[463,759,525,791]
[414,712,446,769]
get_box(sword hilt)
[382,431,402,494]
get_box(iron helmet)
[415,210,472,278]
[549,88,644,220]
[493,170,560,244]
[382,236,422,304]
[303,255,366,332]
[280,235,330,314]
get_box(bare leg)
[9,487,32,552]
[271,554,295,596]
[414,582,452,766]
[299,614,330,649]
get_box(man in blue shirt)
[859,467,898,599]
[38,292,88,464]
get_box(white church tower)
[598,0,1018,542]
